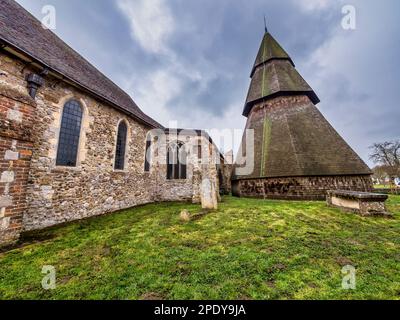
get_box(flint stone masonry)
[152,131,221,204]
[327,190,390,217]
[232,175,373,201]
[0,217,10,231]
[201,178,218,210]
[220,163,233,195]
[234,96,373,179]
[0,50,225,243]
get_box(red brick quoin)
[0,90,35,246]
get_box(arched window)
[114,121,128,170]
[56,100,83,167]
[144,133,152,172]
[167,141,187,180]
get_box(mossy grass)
[1,196,399,300]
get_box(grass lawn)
[1,196,399,300]
[374,184,391,189]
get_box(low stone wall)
[232,175,373,201]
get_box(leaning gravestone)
[201,178,218,210]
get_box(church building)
[232,30,373,200]
[0,0,373,247]
[0,0,224,246]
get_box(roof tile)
[0,0,162,128]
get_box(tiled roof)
[250,32,294,76]
[235,32,371,179]
[0,0,162,128]
[234,97,372,179]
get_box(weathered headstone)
[201,178,218,210]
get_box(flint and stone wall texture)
[151,131,220,204]
[232,175,373,201]
[0,51,222,245]
[220,164,233,195]
[0,51,161,232]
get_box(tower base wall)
[232,175,373,201]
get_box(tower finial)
[264,15,268,33]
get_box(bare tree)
[370,140,400,192]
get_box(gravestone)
[201,178,218,210]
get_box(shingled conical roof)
[251,32,294,76]
[243,32,320,117]
[234,30,371,181]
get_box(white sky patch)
[295,0,335,12]
[117,0,175,54]
[124,68,183,126]
[203,105,247,156]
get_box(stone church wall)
[0,51,223,245]
[0,51,161,234]
[151,131,220,204]
[220,163,233,195]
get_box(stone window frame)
[167,140,188,181]
[56,99,83,167]
[144,132,153,173]
[112,118,131,173]
[51,95,90,171]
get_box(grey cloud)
[15,0,400,165]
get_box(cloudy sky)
[16,0,400,166]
